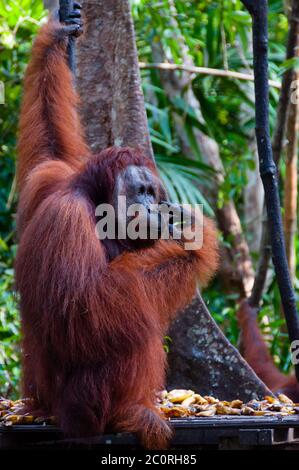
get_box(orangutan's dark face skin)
[104,165,166,254]
[113,165,165,211]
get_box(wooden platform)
[1,415,299,450]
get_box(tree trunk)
[167,294,270,400]
[76,0,153,161]
[76,0,271,399]
[283,71,299,283]
[283,0,299,283]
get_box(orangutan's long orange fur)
[15,19,219,449]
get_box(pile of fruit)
[0,398,56,426]
[157,389,299,418]
[1,390,299,426]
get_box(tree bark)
[167,294,271,400]
[76,0,154,161]
[76,0,271,398]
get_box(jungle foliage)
[0,0,297,397]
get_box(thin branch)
[6,175,16,210]
[241,0,299,382]
[249,0,299,306]
[241,0,256,14]
[249,208,271,307]
[139,62,281,89]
